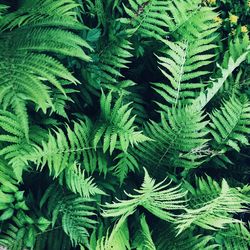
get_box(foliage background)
[0,0,249,249]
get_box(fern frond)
[183,175,223,209]
[96,214,131,250]
[0,4,8,20]
[0,0,83,30]
[0,26,91,110]
[153,39,216,107]
[102,168,187,222]
[136,106,209,171]
[209,95,250,152]
[59,162,106,197]
[111,150,139,184]
[0,110,47,181]
[0,211,50,249]
[40,184,97,247]
[132,214,156,250]
[165,0,219,41]
[215,222,250,250]
[0,5,92,138]
[0,158,28,222]
[84,34,133,90]
[177,178,249,234]
[154,222,217,250]
[30,118,107,177]
[123,0,169,40]
[49,82,77,119]
[34,228,72,250]
[93,92,150,154]
[193,46,250,109]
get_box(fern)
[111,150,139,184]
[34,228,72,250]
[40,184,97,247]
[0,27,91,111]
[0,0,84,30]
[193,46,250,109]
[177,178,249,234]
[0,211,50,249]
[49,81,78,119]
[154,222,217,250]
[96,214,131,250]
[102,168,187,222]
[93,92,150,154]
[0,4,7,18]
[0,0,92,140]
[165,0,219,41]
[58,162,106,197]
[123,0,169,40]
[136,106,209,171]
[84,34,133,90]
[0,110,47,181]
[132,214,156,250]
[209,95,250,152]
[0,0,250,248]
[153,38,216,108]
[215,222,250,250]
[0,158,29,222]
[29,118,107,177]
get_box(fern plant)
[215,222,250,250]
[40,184,97,247]
[102,169,187,222]
[177,176,249,234]
[136,106,209,172]
[93,92,150,154]
[0,0,250,249]
[209,95,250,152]
[0,110,47,180]
[153,38,216,108]
[29,118,107,176]
[0,0,92,142]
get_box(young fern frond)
[29,118,107,177]
[58,162,106,197]
[93,92,150,154]
[209,95,250,152]
[101,168,187,222]
[136,106,209,171]
[153,39,216,107]
[177,178,249,234]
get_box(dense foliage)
[0,0,249,249]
